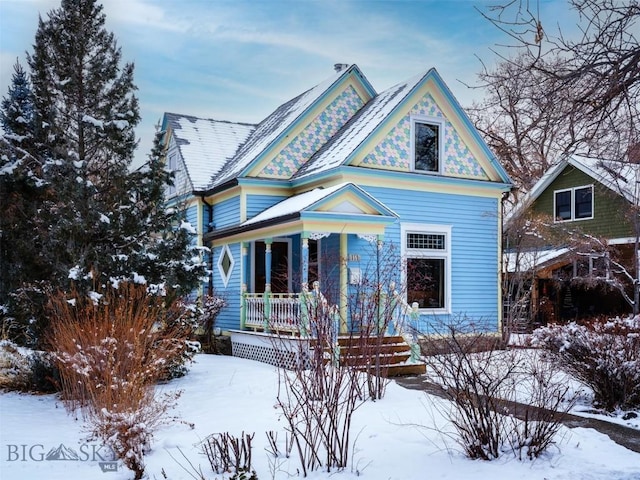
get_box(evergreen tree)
[0,61,46,342]
[111,128,208,303]
[1,59,35,143]
[0,0,206,346]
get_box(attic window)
[217,244,235,287]
[411,116,443,173]
[554,185,593,222]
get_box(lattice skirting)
[229,330,310,370]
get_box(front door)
[253,240,291,293]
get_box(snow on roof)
[210,66,359,189]
[503,247,571,273]
[165,113,256,191]
[570,155,640,204]
[294,70,429,180]
[509,154,640,223]
[242,183,348,225]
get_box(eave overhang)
[204,210,397,246]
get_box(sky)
[0,0,577,168]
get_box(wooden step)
[383,362,426,377]
[337,335,406,347]
[340,352,411,366]
[321,334,426,377]
[332,343,411,357]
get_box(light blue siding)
[212,242,242,331]
[185,204,198,227]
[246,194,287,219]
[363,186,500,333]
[213,196,240,229]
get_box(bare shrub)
[421,321,574,460]
[533,316,640,411]
[47,282,190,479]
[345,241,408,399]
[200,431,256,478]
[274,299,367,476]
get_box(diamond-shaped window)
[217,244,234,287]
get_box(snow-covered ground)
[1,354,639,480]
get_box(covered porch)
[205,184,425,373]
[207,183,400,336]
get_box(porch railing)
[244,292,302,333]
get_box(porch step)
[329,335,426,378]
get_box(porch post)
[264,239,272,331]
[265,239,273,292]
[240,242,249,330]
[376,235,385,334]
[339,233,348,334]
[301,234,309,288]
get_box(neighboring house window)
[575,253,610,279]
[402,224,451,311]
[217,244,234,287]
[167,153,177,196]
[411,116,443,173]
[554,185,593,221]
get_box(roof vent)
[334,63,350,73]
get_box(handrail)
[388,282,421,363]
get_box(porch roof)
[503,247,572,273]
[205,182,398,244]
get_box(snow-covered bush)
[26,351,59,393]
[157,300,204,381]
[188,294,227,354]
[0,339,31,389]
[533,316,640,411]
[89,391,181,479]
[47,282,188,479]
[0,340,59,392]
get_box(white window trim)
[410,115,444,174]
[400,223,452,314]
[217,244,235,288]
[553,184,594,223]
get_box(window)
[554,185,594,222]
[308,238,320,285]
[574,186,593,219]
[412,117,442,173]
[217,244,234,287]
[402,224,451,312]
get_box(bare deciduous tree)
[472,0,640,189]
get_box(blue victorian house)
[159,64,511,369]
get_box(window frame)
[410,115,444,174]
[553,185,594,222]
[217,244,235,288]
[401,223,452,314]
